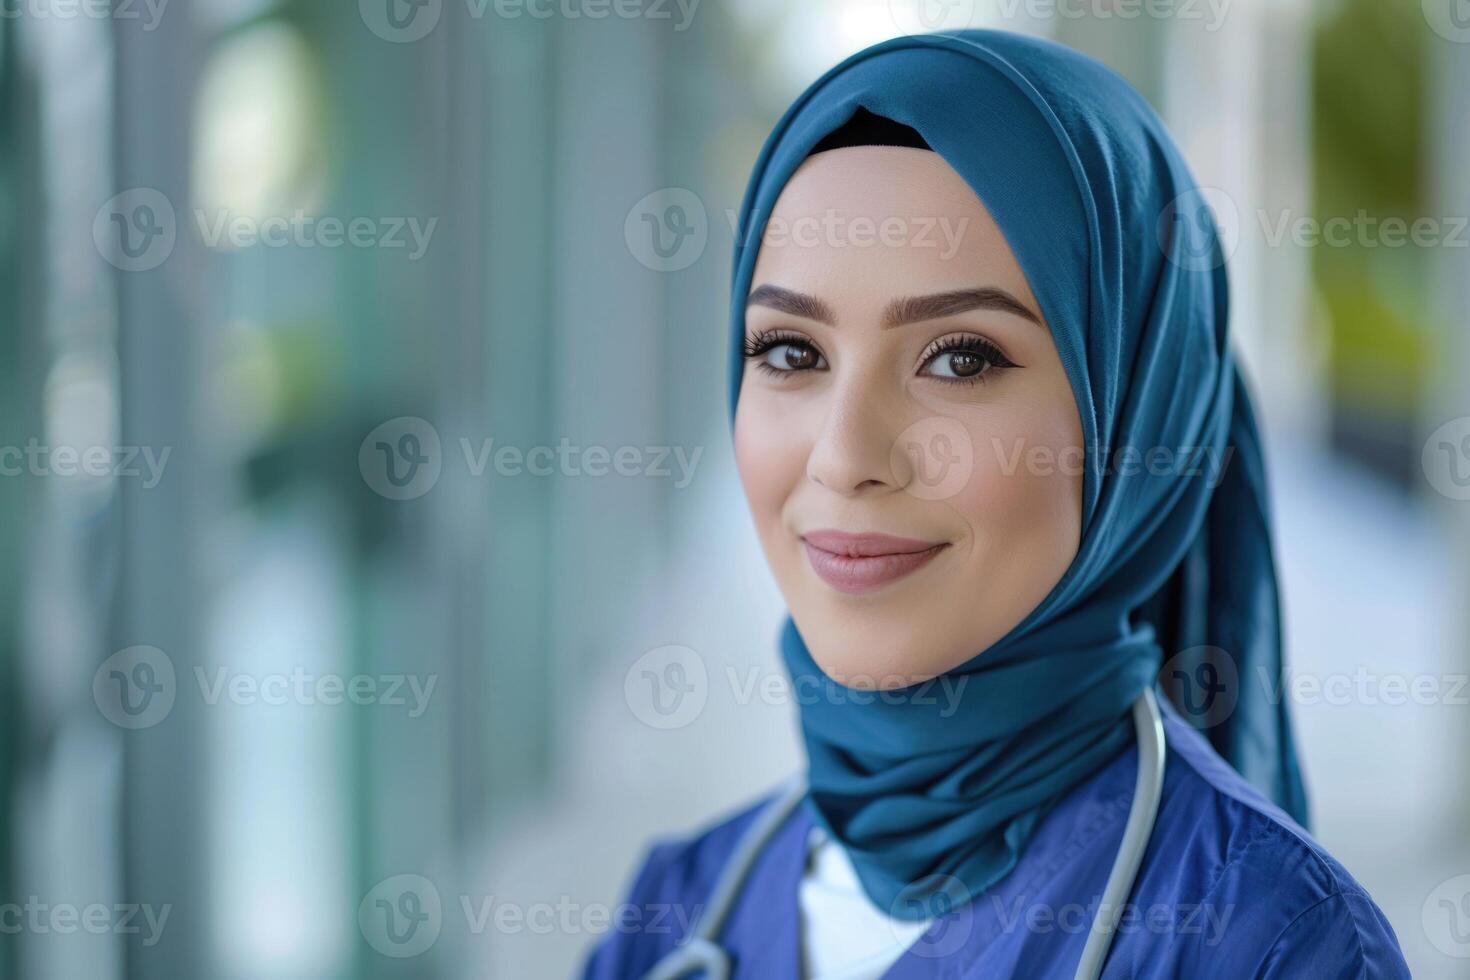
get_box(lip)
[800,528,949,595]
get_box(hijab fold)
[726,29,1307,919]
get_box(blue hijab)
[726,30,1308,918]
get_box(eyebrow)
[745,284,1043,329]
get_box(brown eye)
[940,351,985,378]
[918,334,1018,385]
[743,330,828,376]
[770,343,821,371]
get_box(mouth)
[799,528,950,596]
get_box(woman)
[583,29,1409,979]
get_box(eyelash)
[741,329,1019,386]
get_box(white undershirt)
[798,826,934,980]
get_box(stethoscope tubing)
[643,689,1166,980]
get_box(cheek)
[734,392,807,534]
[951,403,1084,581]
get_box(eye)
[743,329,827,376]
[918,333,1018,385]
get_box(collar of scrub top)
[723,27,1308,924]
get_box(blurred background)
[1,0,1468,976]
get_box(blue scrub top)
[581,698,1409,978]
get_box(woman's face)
[734,147,1085,688]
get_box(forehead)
[749,146,1037,316]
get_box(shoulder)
[1134,711,1409,978]
[577,786,789,979]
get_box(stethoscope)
[643,688,1166,980]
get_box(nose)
[805,375,904,497]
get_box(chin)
[795,605,967,690]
